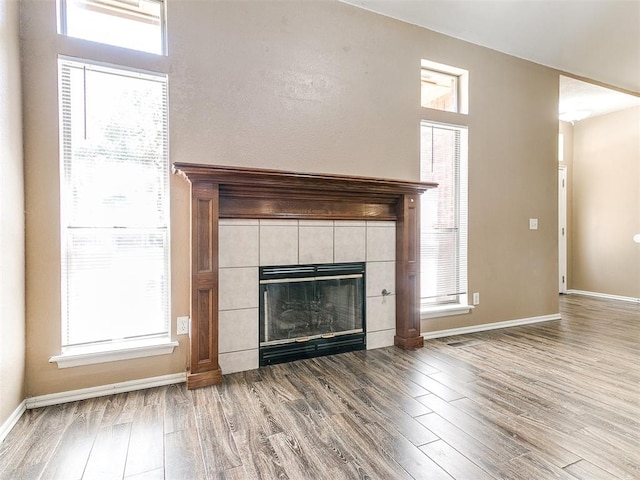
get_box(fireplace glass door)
[259,262,366,365]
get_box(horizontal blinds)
[420,122,468,305]
[59,59,169,347]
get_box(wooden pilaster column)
[187,181,223,389]
[394,194,424,350]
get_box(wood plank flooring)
[1,295,638,479]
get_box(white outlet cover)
[177,316,190,335]
[529,218,538,230]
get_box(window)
[421,60,469,114]
[421,69,458,112]
[420,122,468,315]
[58,58,170,355]
[58,0,166,55]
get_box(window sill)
[421,303,474,319]
[49,338,179,369]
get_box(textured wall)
[21,0,560,396]
[0,0,26,427]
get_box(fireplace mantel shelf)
[173,163,436,221]
[173,162,436,389]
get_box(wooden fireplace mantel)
[173,163,437,389]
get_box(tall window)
[59,58,169,348]
[58,0,166,55]
[420,122,468,310]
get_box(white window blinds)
[59,58,169,347]
[420,122,468,307]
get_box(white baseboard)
[422,313,561,340]
[0,400,26,445]
[567,290,640,304]
[25,372,187,409]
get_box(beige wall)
[572,107,640,298]
[0,0,26,425]
[21,0,560,396]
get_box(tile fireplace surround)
[221,219,393,372]
[173,163,435,389]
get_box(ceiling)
[341,0,640,119]
[559,75,640,122]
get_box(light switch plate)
[529,218,538,230]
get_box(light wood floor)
[1,295,638,479]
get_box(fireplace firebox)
[259,262,366,366]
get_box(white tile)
[299,226,334,264]
[259,219,298,226]
[334,226,366,262]
[260,225,298,266]
[366,223,396,262]
[366,295,396,332]
[219,225,259,268]
[219,349,259,374]
[366,261,395,298]
[367,329,395,350]
[299,220,333,227]
[219,267,259,310]
[219,308,259,353]
[366,221,395,228]
[219,218,259,226]
[335,220,366,227]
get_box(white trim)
[0,400,26,445]
[421,303,474,319]
[558,165,568,294]
[49,339,179,368]
[26,372,186,409]
[567,290,640,304]
[422,313,561,340]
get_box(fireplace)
[259,262,366,365]
[172,163,435,389]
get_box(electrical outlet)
[177,316,190,335]
[529,218,538,230]
[472,292,480,305]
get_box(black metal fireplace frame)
[258,262,366,366]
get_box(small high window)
[421,60,468,114]
[58,0,166,55]
[421,69,458,112]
